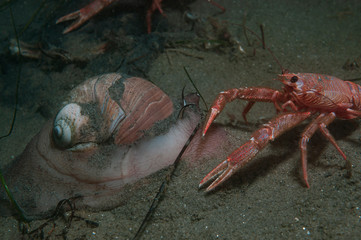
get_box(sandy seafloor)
[1,0,361,239]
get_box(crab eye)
[290,76,298,83]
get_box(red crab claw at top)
[56,0,113,34]
[56,0,164,34]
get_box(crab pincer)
[200,108,311,192]
[56,0,113,34]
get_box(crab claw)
[199,141,259,192]
[200,112,312,192]
[56,0,112,34]
[199,159,229,190]
[202,91,231,137]
[202,107,220,137]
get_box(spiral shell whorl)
[52,73,173,149]
[114,77,174,145]
[53,74,126,149]
[53,103,90,148]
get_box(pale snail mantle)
[0,73,204,219]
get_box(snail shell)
[53,73,173,150]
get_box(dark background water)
[1,0,361,239]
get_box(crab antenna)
[183,67,208,111]
[243,25,285,73]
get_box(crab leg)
[200,111,312,191]
[202,87,286,135]
[300,112,350,188]
[207,0,226,12]
[146,0,164,33]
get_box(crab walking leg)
[146,0,164,33]
[202,88,285,135]
[200,112,312,191]
[300,112,349,188]
[207,0,226,12]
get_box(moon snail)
[0,73,228,219]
